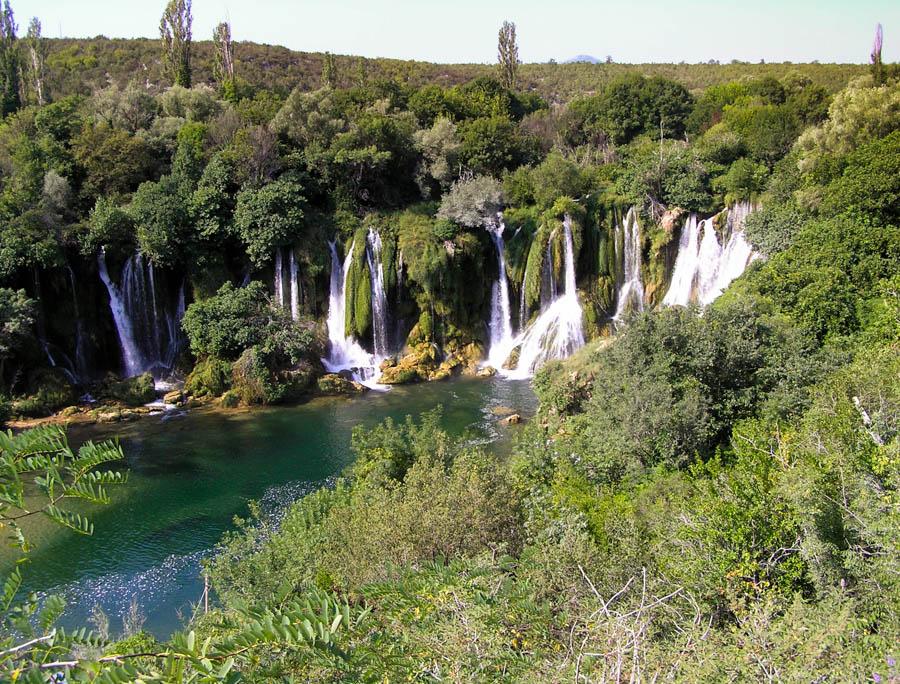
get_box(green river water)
[3,377,536,639]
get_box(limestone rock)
[499,413,521,426]
[477,366,497,378]
[317,373,369,395]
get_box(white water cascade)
[662,202,756,307]
[613,207,645,321]
[321,241,382,387]
[366,228,390,361]
[485,216,516,369]
[98,251,184,378]
[274,248,284,310]
[502,215,585,378]
[289,250,300,320]
[273,247,301,321]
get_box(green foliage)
[0,288,35,388]
[234,178,307,268]
[12,368,77,416]
[181,281,269,360]
[436,174,503,227]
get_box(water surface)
[4,377,536,638]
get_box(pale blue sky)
[18,0,899,64]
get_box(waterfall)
[67,264,89,380]
[519,258,530,333]
[322,241,381,387]
[662,202,756,307]
[274,248,284,309]
[289,249,300,320]
[366,228,390,361]
[485,215,515,369]
[98,250,184,378]
[613,207,645,321]
[503,215,584,378]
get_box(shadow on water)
[2,377,536,638]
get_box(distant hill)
[565,55,601,64]
[42,37,866,102]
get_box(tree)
[160,0,192,88]
[212,21,235,99]
[437,174,504,227]
[0,288,33,388]
[871,22,884,86]
[0,0,19,116]
[497,20,519,91]
[23,17,46,105]
[234,178,307,268]
[321,51,337,88]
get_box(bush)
[181,281,269,360]
[11,369,77,417]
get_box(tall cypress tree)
[497,20,519,91]
[0,1,20,116]
[160,0,192,88]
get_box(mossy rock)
[379,365,421,385]
[317,373,369,395]
[502,346,521,371]
[185,357,232,398]
[104,372,156,407]
[219,390,240,408]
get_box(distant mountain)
[565,55,601,64]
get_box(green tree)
[160,0,192,87]
[497,20,519,91]
[181,281,269,360]
[321,51,337,88]
[23,17,46,105]
[0,0,19,116]
[234,178,307,268]
[0,288,33,389]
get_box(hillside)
[45,36,867,101]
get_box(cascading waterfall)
[289,250,300,320]
[613,207,645,320]
[485,215,515,369]
[322,241,380,386]
[98,250,184,379]
[273,246,301,321]
[274,248,284,310]
[366,228,390,361]
[67,264,89,380]
[662,201,756,307]
[503,215,584,378]
[519,258,530,333]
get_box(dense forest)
[0,0,898,680]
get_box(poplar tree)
[321,51,337,88]
[497,20,519,91]
[160,0,192,88]
[0,0,20,116]
[213,21,235,99]
[870,23,884,86]
[24,17,46,105]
